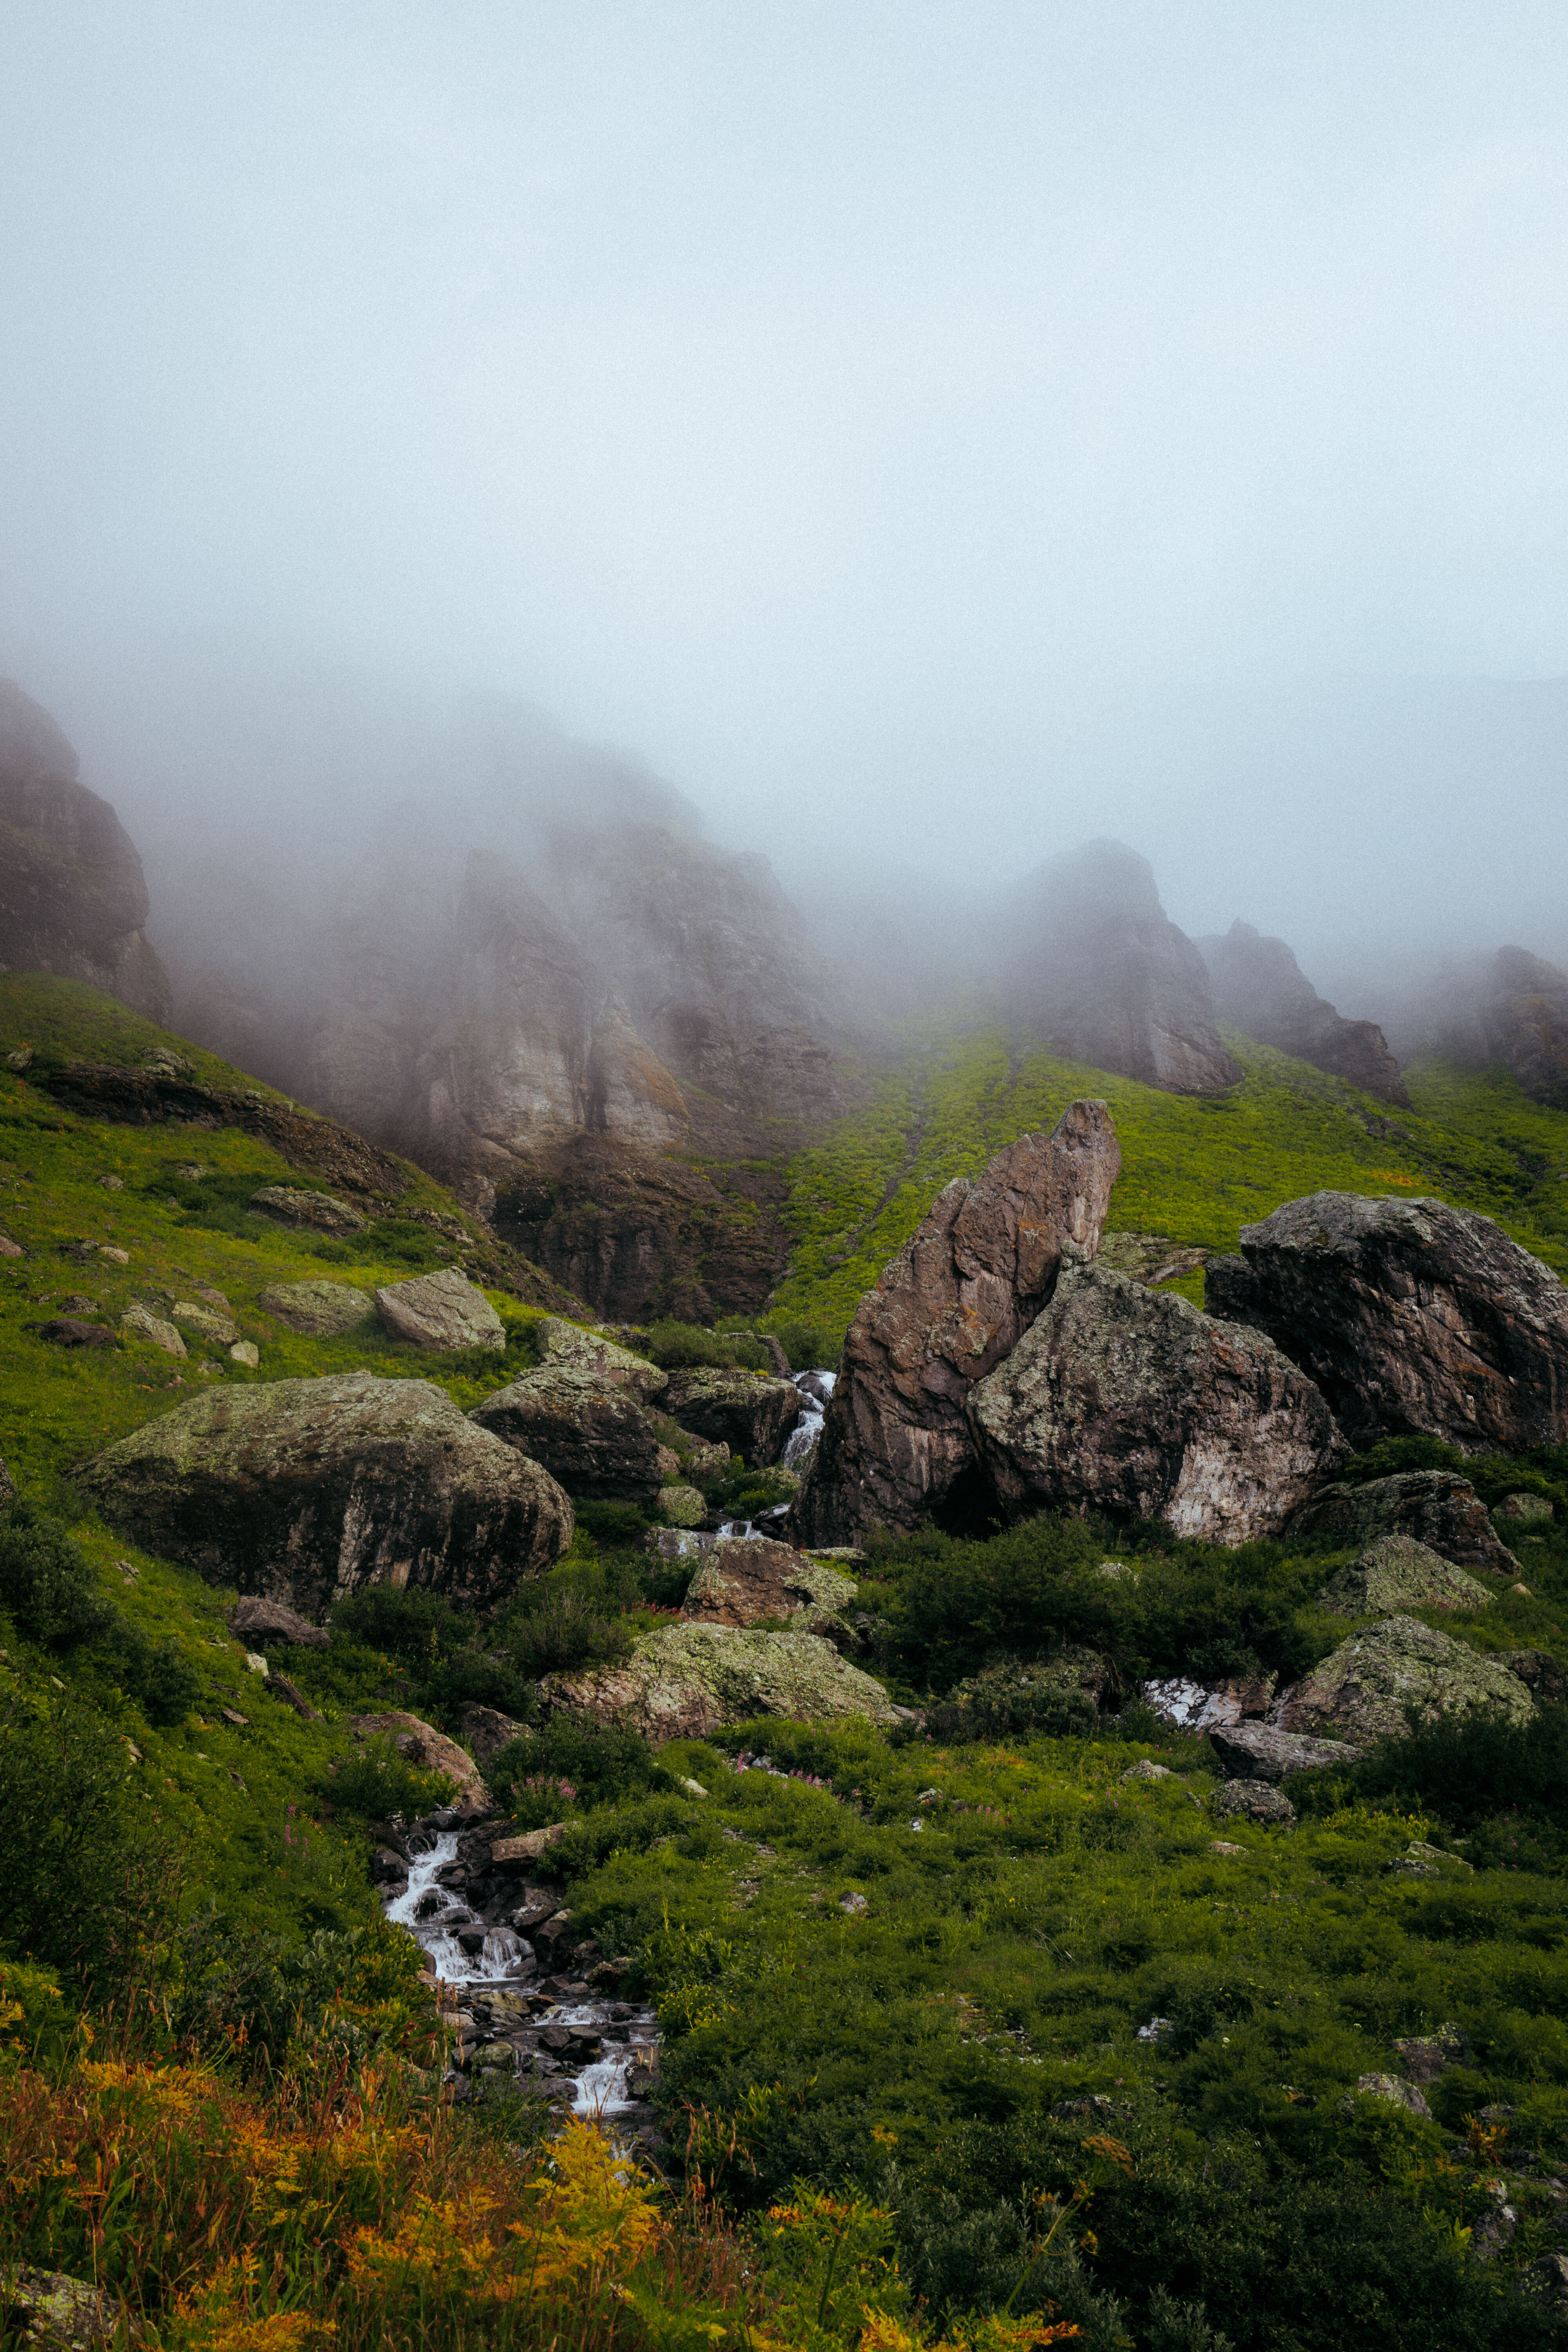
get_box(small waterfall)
[782,1368,835,1469]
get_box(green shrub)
[1289,1705,1568,1846]
[332,1584,467,1665]
[764,1318,843,1373]
[0,1504,117,1648]
[644,1319,772,1372]
[503,1589,633,1680]
[490,1720,675,1811]
[327,1735,455,1822]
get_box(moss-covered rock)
[256,1279,374,1336]
[657,1484,708,1528]
[78,1368,573,1617]
[535,1316,668,1397]
[1316,1534,1494,1617]
[1274,1613,1537,1742]
[682,1536,857,1634]
[470,1366,666,1503]
[535,1621,902,1740]
[250,1185,366,1237]
[375,1267,505,1353]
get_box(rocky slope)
[0,679,171,1022]
[1198,919,1409,1105]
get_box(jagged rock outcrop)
[793,1101,1122,1544]
[659,1367,802,1466]
[79,1369,573,1618]
[968,1263,1349,1543]
[1290,1470,1518,1575]
[534,1621,901,1740]
[1198,920,1409,1105]
[0,679,170,1020]
[470,1367,667,1504]
[1316,1534,1494,1617]
[1003,841,1239,1093]
[1205,1192,1568,1451]
[1272,1614,1537,1742]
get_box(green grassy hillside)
[765,1024,1568,1343]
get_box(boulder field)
[78,1370,574,1618]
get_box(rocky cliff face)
[1003,840,1239,1094]
[1198,920,1409,1105]
[1479,946,1568,1109]
[0,680,170,1020]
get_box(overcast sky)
[4,3,1568,980]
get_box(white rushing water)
[384,1822,658,2117]
[782,1368,835,1467]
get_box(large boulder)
[375,1267,505,1354]
[78,1369,573,1618]
[534,1317,668,1397]
[681,1536,858,1633]
[1204,1192,1568,1452]
[659,1366,802,1465]
[0,676,171,1020]
[1208,1722,1365,1781]
[1198,920,1409,1106]
[469,1367,666,1503]
[967,1263,1348,1543]
[1289,1470,1517,1576]
[347,1711,488,1804]
[256,1280,373,1336]
[1317,1535,1494,1617]
[793,1100,1122,1544]
[535,1621,902,1740]
[1002,840,1240,1093]
[228,1595,330,1649]
[1272,1615,1537,1743]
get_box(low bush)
[644,1318,773,1372]
[490,1719,676,1811]
[0,1503,117,1648]
[327,1736,455,1823]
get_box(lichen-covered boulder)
[682,1536,857,1633]
[228,1595,330,1649]
[536,1621,902,1740]
[1211,1780,1296,1826]
[120,1301,185,1356]
[1317,1534,1494,1617]
[0,2264,140,2349]
[348,1711,488,1804]
[968,1263,1348,1542]
[793,1101,1122,1544]
[456,1704,529,1771]
[659,1367,802,1465]
[1205,1191,1568,1451]
[257,1280,373,1336]
[1289,1470,1516,1575]
[657,1484,707,1528]
[1495,1490,1553,1525]
[1344,2074,1432,2121]
[250,1185,366,1237]
[171,1298,240,1347]
[534,1317,668,1397]
[1273,1614,1537,1743]
[376,1267,505,1353]
[78,1369,572,1618]
[470,1367,665,1503]
[1208,1722,1364,1781]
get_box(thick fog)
[5,3,1568,1011]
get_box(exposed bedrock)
[78,1369,574,1619]
[1205,1191,1568,1452]
[1287,1469,1518,1576]
[1197,919,1409,1105]
[792,1100,1122,1545]
[1002,840,1239,1094]
[0,677,171,1020]
[968,1263,1350,1543]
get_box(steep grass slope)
[766,1023,1568,1343]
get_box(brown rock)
[1208,1722,1365,1781]
[265,1672,321,1721]
[249,1185,366,1237]
[793,1100,1122,1544]
[968,1263,1349,1543]
[681,1535,857,1631]
[456,1704,529,1769]
[350,1711,488,1804]
[229,1596,331,1649]
[489,1824,568,1870]
[1289,1470,1517,1575]
[1205,1192,1568,1452]
[28,1317,116,1349]
[659,1367,802,1466]
[1498,1649,1566,1703]
[1198,920,1409,1105]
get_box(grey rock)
[1344,2073,1432,2120]
[257,1279,374,1336]
[470,1366,665,1502]
[793,1101,1122,1545]
[1,2264,141,2348]
[1273,1615,1537,1743]
[1384,1838,1474,1880]
[1198,919,1410,1105]
[656,1483,707,1527]
[682,1536,857,1633]
[249,1185,366,1237]
[170,1299,240,1347]
[1391,2023,1470,2083]
[1317,1534,1494,1617]
[78,1368,573,1619]
[456,1704,529,1770]
[1205,1191,1568,1452]
[659,1366,802,1466]
[1121,1758,1174,1783]
[376,1267,505,1353]
[1521,2252,1568,2310]
[1211,1780,1296,1826]
[1495,1490,1553,1524]
[1208,1721,1365,1781]
[534,1317,668,1396]
[1002,839,1240,1093]
[536,1621,902,1740]
[228,1595,331,1649]
[1498,1648,1566,1703]
[1289,1470,1517,1576]
[969,1262,1349,1543]
[120,1302,186,1356]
